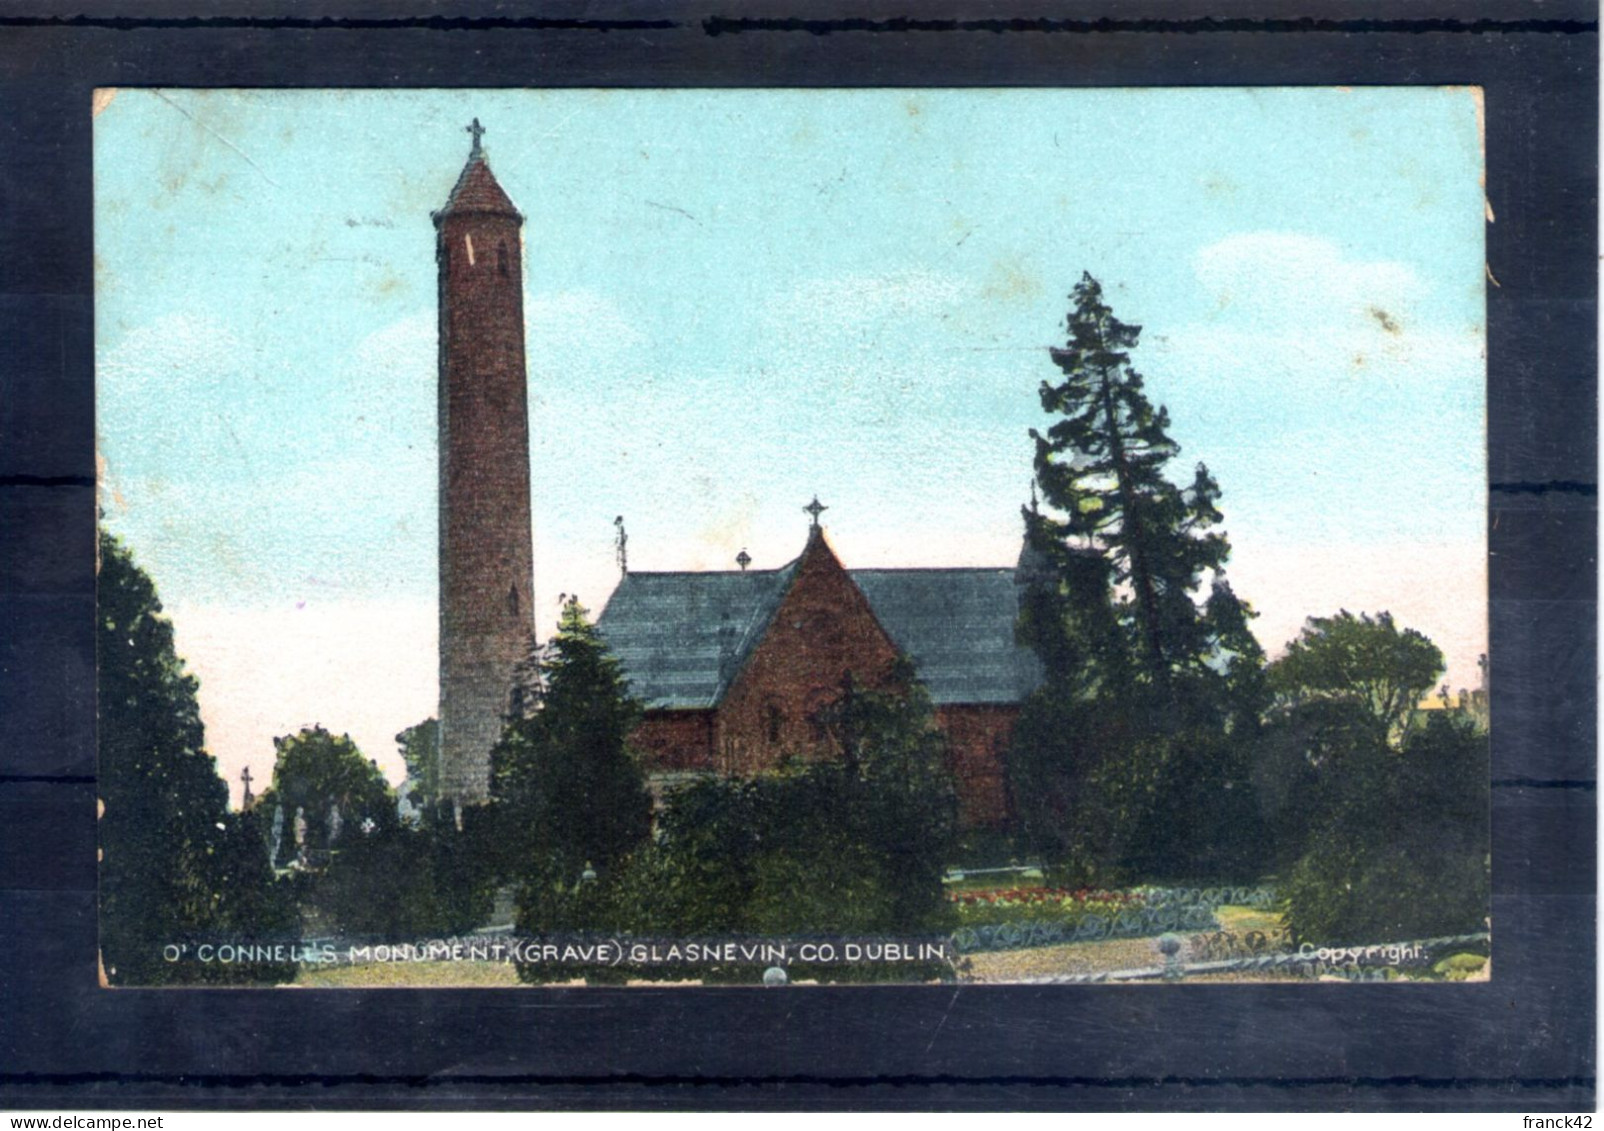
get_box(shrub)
[312,811,494,940]
[1283,713,1488,945]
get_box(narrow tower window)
[507,583,520,618]
[464,232,476,266]
[497,241,509,278]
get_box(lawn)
[296,960,522,988]
[1214,904,1286,935]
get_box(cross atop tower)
[466,117,486,158]
[804,496,828,528]
[240,765,255,808]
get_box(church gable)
[715,527,901,774]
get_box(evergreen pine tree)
[1028,272,1262,719]
[489,597,653,895]
[1012,275,1268,879]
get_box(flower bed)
[947,884,1277,954]
[950,886,1145,928]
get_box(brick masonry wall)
[934,703,1018,827]
[634,710,716,772]
[714,530,903,777]
[437,208,534,805]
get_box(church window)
[764,703,784,745]
[464,232,476,266]
[507,583,520,618]
[805,687,835,743]
[497,241,509,277]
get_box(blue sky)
[94,88,1487,799]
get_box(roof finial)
[614,515,628,577]
[804,496,828,529]
[466,117,486,158]
[736,549,752,571]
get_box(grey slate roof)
[851,568,1043,706]
[594,562,798,710]
[595,560,1042,710]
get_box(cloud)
[1191,231,1425,329]
[98,311,243,393]
[1140,232,1484,415]
[782,269,969,332]
[350,310,434,382]
[97,313,278,497]
[1148,322,1485,393]
[525,289,645,372]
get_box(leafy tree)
[490,597,653,895]
[1282,712,1489,945]
[312,807,494,939]
[1268,610,1444,746]
[1008,689,1131,861]
[509,658,958,984]
[258,727,396,867]
[812,658,961,930]
[98,531,295,985]
[1248,696,1380,870]
[677,661,956,935]
[395,717,440,813]
[1252,611,1443,870]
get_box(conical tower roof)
[434,121,521,224]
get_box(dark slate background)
[0,0,1594,1111]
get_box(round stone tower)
[434,120,534,808]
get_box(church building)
[432,122,1041,826]
[595,506,1043,826]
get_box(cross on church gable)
[466,117,486,155]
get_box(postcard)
[94,87,1489,987]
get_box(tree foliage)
[1010,274,1267,879]
[1268,610,1444,746]
[98,531,296,985]
[258,727,396,866]
[808,657,961,928]
[311,808,494,939]
[510,657,958,984]
[1281,712,1489,945]
[395,717,440,813]
[1026,272,1262,714]
[1247,613,1485,942]
[489,597,654,894]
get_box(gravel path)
[960,935,1178,981]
